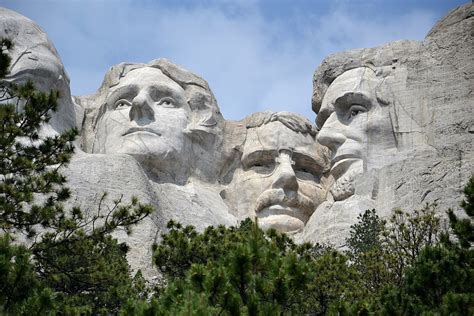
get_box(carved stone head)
[81,59,224,184]
[312,41,436,201]
[223,111,329,233]
[316,66,396,200]
[0,7,76,133]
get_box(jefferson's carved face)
[225,121,326,233]
[317,67,395,200]
[93,67,191,163]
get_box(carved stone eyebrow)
[106,85,138,108]
[333,91,373,113]
[147,84,181,99]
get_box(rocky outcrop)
[303,3,473,248]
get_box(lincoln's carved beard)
[330,159,363,201]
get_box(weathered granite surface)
[0,7,78,133]
[1,3,472,276]
[302,3,473,248]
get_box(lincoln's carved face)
[317,67,396,200]
[225,120,326,233]
[93,67,191,163]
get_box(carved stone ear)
[199,111,218,127]
[374,66,396,106]
[184,125,214,144]
[375,78,393,106]
[184,112,217,145]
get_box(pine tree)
[374,177,474,314]
[0,38,153,314]
[446,176,474,248]
[124,219,364,315]
[0,37,77,237]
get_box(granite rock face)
[0,7,78,133]
[1,4,472,277]
[302,3,473,248]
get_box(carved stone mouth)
[122,127,161,136]
[332,154,360,164]
[330,156,361,177]
[257,210,306,233]
[258,204,307,222]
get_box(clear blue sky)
[1,0,468,121]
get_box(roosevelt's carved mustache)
[254,189,316,219]
[122,127,161,136]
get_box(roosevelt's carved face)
[317,67,396,200]
[93,67,191,165]
[225,121,326,233]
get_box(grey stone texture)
[0,7,78,133]
[303,3,473,248]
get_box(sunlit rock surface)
[302,3,473,248]
[1,3,472,277]
[0,7,78,133]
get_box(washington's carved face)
[317,67,395,200]
[225,121,326,233]
[2,8,76,131]
[93,67,191,162]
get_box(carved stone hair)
[243,111,317,137]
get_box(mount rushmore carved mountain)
[1,3,472,277]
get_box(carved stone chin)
[331,172,354,202]
[329,158,363,201]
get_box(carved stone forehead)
[0,8,75,132]
[323,68,378,103]
[103,68,188,110]
[242,121,318,160]
[110,67,184,93]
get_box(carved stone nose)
[129,91,154,122]
[272,153,298,193]
[317,113,346,151]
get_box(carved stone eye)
[114,99,132,110]
[247,159,276,175]
[294,165,320,181]
[349,104,366,118]
[351,109,362,117]
[158,97,175,107]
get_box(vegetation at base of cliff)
[0,38,153,315]
[119,178,473,315]
[143,219,362,315]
